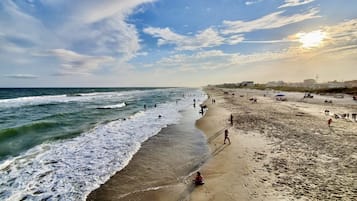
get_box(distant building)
[266,81,285,87]
[345,80,357,88]
[263,79,356,90]
[303,79,317,88]
[304,79,316,84]
[287,82,304,88]
[327,80,345,88]
[240,81,254,87]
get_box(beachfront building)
[303,79,317,87]
[326,80,346,88]
[345,80,357,88]
[240,81,254,87]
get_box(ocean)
[0,88,207,201]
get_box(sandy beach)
[190,87,356,201]
[87,87,356,201]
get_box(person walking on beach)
[328,118,332,127]
[224,129,231,144]
[230,114,233,125]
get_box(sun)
[296,30,327,48]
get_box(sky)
[0,0,356,87]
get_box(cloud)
[144,27,226,50]
[4,74,38,79]
[144,8,319,50]
[144,27,185,45]
[240,39,291,43]
[245,0,263,6]
[89,17,141,60]
[324,19,357,44]
[221,8,320,34]
[0,0,61,50]
[278,0,315,8]
[227,34,245,45]
[44,49,115,75]
[286,18,357,55]
[144,27,244,50]
[0,0,155,69]
[317,19,357,56]
[150,49,297,73]
[38,0,156,24]
[53,0,156,60]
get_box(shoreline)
[87,86,356,200]
[87,102,210,201]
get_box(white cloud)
[72,0,155,24]
[55,0,155,60]
[144,8,319,50]
[324,19,357,44]
[221,8,320,34]
[227,35,245,45]
[286,18,357,55]
[0,0,155,70]
[144,27,245,50]
[38,0,155,24]
[278,0,315,8]
[151,49,296,72]
[0,0,61,49]
[44,49,115,75]
[318,19,357,56]
[4,74,38,79]
[144,27,225,50]
[91,17,141,60]
[245,0,263,6]
[144,27,185,45]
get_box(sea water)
[0,88,206,201]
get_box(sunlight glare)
[297,30,327,48]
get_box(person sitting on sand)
[224,129,231,144]
[193,171,204,185]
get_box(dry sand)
[190,87,357,201]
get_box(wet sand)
[87,107,210,201]
[190,87,357,201]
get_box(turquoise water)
[0,88,205,201]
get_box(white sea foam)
[0,89,205,201]
[0,89,178,109]
[96,102,126,109]
[0,91,136,109]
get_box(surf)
[0,88,205,201]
